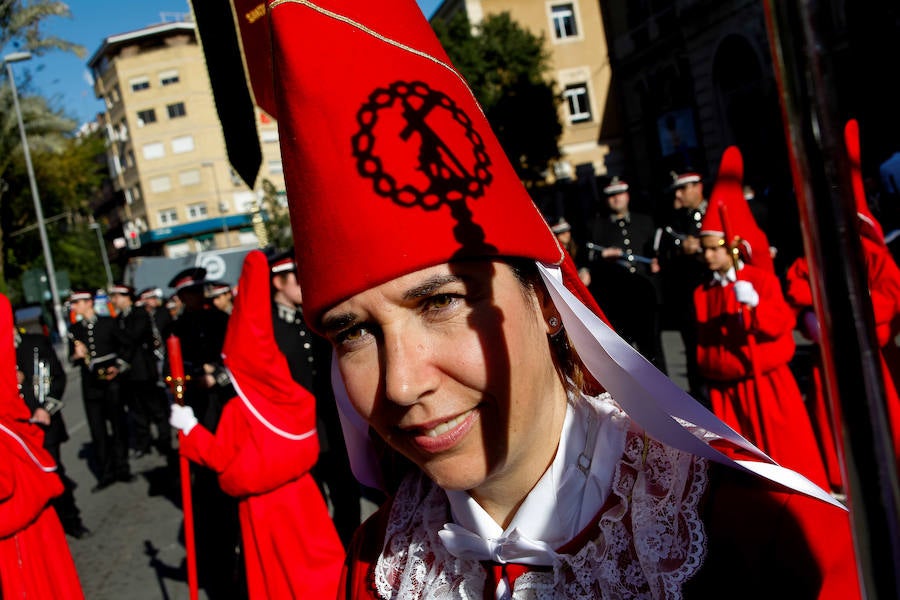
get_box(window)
[268,159,283,174]
[142,142,165,160]
[187,203,208,220]
[167,102,187,119]
[137,109,157,126]
[260,129,279,143]
[130,76,150,92]
[171,135,195,154]
[563,83,592,124]
[159,69,180,86]
[149,175,172,193]
[179,169,201,186]
[126,150,135,167]
[550,3,578,40]
[158,208,179,226]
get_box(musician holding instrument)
[585,176,667,371]
[656,169,710,405]
[68,287,134,492]
[14,315,91,538]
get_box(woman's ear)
[535,283,562,336]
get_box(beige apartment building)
[87,15,285,258]
[432,0,615,180]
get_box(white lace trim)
[372,400,709,599]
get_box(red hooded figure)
[0,292,84,598]
[172,250,345,598]
[694,147,829,489]
[785,120,900,487]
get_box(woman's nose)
[382,327,435,407]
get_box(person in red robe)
[784,120,900,488]
[694,147,830,489]
[0,292,84,599]
[243,2,862,597]
[168,250,345,599]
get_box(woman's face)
[321,261,568,502]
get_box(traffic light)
[125,222,141,249]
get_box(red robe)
[0,425,85,600]
[694,264,829,488]
[786,247,900,483]
[339,461,859,599]
[179,396,345,599]
[0,288,84,599]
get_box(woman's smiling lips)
[401,408,479,453]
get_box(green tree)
[1,0,86,295]
[432,11,562,185]
[2,124,110,301]
[259,178,293,252]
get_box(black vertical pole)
[762,2,900,598]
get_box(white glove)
[802,309,821,344]
[169,404,198,435]
[733,280,760,308]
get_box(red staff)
[165,335,198,600]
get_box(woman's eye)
[335,325,370,348]
[424,293,457,311]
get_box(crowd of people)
[3,0,892,597]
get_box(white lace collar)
[444,393,628,551]
[372,392,709,599]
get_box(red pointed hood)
[222,250,316,437]
[268,0,562,331]
[700,146,774,273]
[844,119,884,245]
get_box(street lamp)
[89,220,114,288]
[4,51,67,341]
[201,161,229,248]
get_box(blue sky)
[8,0,443,127]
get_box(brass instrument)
[33,347,63,415]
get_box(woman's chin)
[422,461,486,492]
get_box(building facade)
[87,15,285,259]
[431,0,618,181]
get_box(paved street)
[57,331,697,598]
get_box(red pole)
[166,334,198,600]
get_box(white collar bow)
[438,524,558,566]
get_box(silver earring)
[548,316,560,329]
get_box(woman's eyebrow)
[321,274,465,332]
[404,274,463,300]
